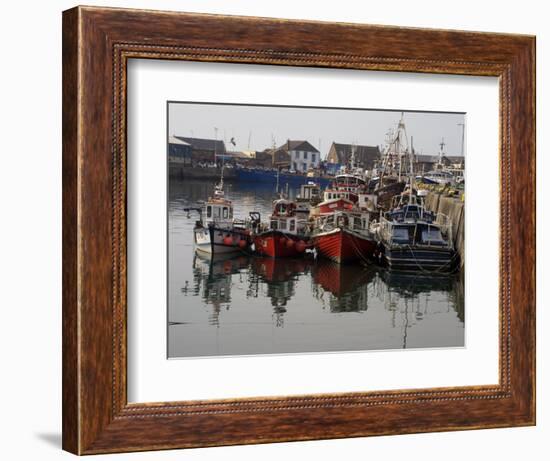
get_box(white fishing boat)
[186,177,252,255]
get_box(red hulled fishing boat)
[310,165,378,264]
[253,198,310,258]
[311,211,376,264]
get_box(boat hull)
[382,245,457,273]
[312,228,376,264]
[236,168,331,188]
[194,225,251,254]
[253,231,309,258]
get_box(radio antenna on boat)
[214,126,225,197]
[409,136,415,202]
[439,137,446,166]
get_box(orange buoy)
[223,236,233,246]
[238,239,247,249]
[286,238,295,249]
[295,240,306,253]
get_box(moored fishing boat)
[295,181,321,217]
[310,157,377,264]
[311,210,376,264]
[252,197,310,258]
[185,180,252,255]
[312,145,378,216]
[372,191,458,273]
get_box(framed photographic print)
[62,6,535,455]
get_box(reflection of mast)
[249,257,312,325]
[402,298,409,349]
[188,252,250,326]
[311,260,375,313]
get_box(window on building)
[312,153,316,163]
[270,220,278,230]
[303,163,307,171]
[207,206,212,218]
[223,207,228,219]
[304,151,308,160]
[279,220,287,230]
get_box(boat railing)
[379,213,453,248]
[315,211,370,235]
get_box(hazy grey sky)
[168,102,465,159]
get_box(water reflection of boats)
[248,257,312,309]
[381,270,455,296]
[190,252,250,321]
[378,269,464,327]
[311,259,375,312]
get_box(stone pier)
[424,192,465,268]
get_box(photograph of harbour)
[168,102,465,358]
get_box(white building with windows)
[279,140,320,173]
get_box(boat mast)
[438,137,445,168]
[214,126,224,196]
[396,113,410,181]
[409,136,415,203]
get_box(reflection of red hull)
[313,228,376,264]
[312,259,375,296]
[253,231,308,258]
[251,257,312,282]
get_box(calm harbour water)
[168,178,464,358]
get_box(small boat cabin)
[315,209,371,236]
[269,199,307,235]
[297,181,321,202]
[202,185,234,228]
[323,174,367,203]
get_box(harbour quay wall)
[424,192,465,267]
[169,163,237,180]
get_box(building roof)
[416,154,465,164]
[174,136,226,153]
[277,140,319,153]
[415,154,440,163]
[330,142,380,164]
[168,136,191,146]
[220,151,255,159]
[445,155,465,164]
